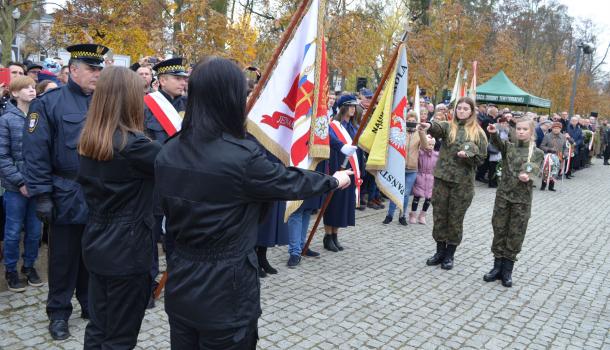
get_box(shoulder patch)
[28,113,39,133]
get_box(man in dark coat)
[142,57,188,308]
[22,43,109,340]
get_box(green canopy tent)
[475,70,551,110]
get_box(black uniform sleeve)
[120,135,162,178]
[22,99,54,196]
[242,149,338,202]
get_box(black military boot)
[256,246,277,274]
[441,244,457,270]
[483,258,503,282]
[331,234,344,251]
[426,241,445,266]
[540,181,546,191]
[548,181,556,192]
[323,234,339,252]
[501,258,514,287]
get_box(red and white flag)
[468,61,478,100]
[144,91,183,136]
[247,0,328,169]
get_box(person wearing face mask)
[420,96,488,270]
[484,118,544,287]
[23,43,110,340]
[0,76,43,293]
[382,111,428,226]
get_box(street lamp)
[10,8,22,61]
[568,42,594,118]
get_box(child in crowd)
[409,135,438,224]
[382,111,428,226]
[484,117,544,287]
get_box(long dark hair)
[79,66,144,161]
[181,57,247,140]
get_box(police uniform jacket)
[155,132,339,330]
[144,89,186,143]
[22,78,91,224]
[78,131,161,276]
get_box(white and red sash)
[330,120,361,207]
[144,91,183,136]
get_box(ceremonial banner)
[414,85,420,122]
[247,0,329,219]
[247,0,329,170]
[144,91,183,136]
[359,44,408,211]
[450,59,464,105]
[468,61,478,100]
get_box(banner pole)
[245,0,312,116]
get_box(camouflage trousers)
[431,178,475,246]
[491,196,531,261]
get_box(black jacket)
[144,89,186,143]
[155,132,338,330]
[23,79,90,224]
[78,131,162,276]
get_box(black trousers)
[476,155,490,179]
[47,224,89,321]
[604,145,610,162]
[84,272,150,349]
[150,215,164,291]
[169,317,258,350]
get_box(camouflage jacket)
[428,121,488,184]
[491,133,544,204]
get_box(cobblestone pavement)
[1,161,609,349]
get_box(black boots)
[323,234,339,252]
[441,244,457,270]
[256,246,277,275]
[548,181,556,192]
[483,258,503,282]
[331,234,344,251]
[382,216,392,224]
[540,181,546,191]
[501,258,514,287]
[426,241,445,266]
[49,320,70,340]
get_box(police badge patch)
[28,113,39,133]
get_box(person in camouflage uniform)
[483,117,544,287]
[421,96,488,270]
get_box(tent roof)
[475,70,551,108]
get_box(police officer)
[23,43,109,340]
[143,57,188,307]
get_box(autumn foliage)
[48,0,610,116]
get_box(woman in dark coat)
[155,57,352,349]
[77,67,162,348]
[322,95,360,252]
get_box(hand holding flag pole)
[301,28,410,256]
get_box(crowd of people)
[0,41,608,349]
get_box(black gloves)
[36,194,54,224]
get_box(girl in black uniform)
[78,66,162,349]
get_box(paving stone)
[1,163,609,348]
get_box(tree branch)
[591,41,610,74]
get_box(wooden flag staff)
[301,29,410,256]
[245,0,312,115]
